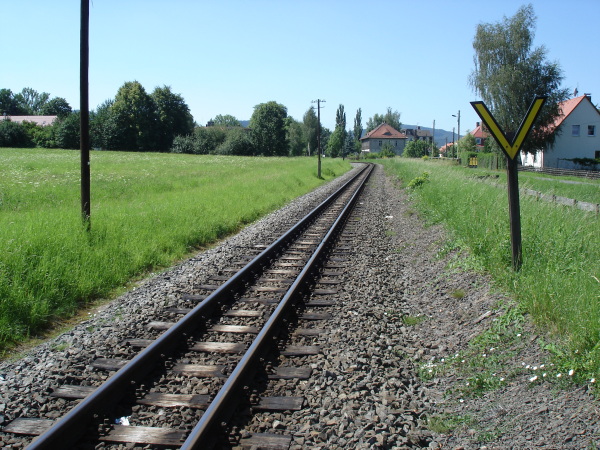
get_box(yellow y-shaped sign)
[470,96,546,160]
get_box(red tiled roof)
[360,123,407,140]
[549,95,587,131]
[470,123,490,139]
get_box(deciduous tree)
[470,4,569,154]
[250,101,288,156]
[111,81,157,151]
[326,127,344,158]
[286,117,306,156]
[18,87,50,115]
[302,107,318,155]
[403,139,430,158]
[0,89,26,115]
[40,97,72,118]
[211,114,241,127]
[151,85,194,151]
[366,107,401,132]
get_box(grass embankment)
[380,158,600,381]
[491,170,600,204]
[0,148,351,351]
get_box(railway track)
[3,163,373,449]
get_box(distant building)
[360,123,407,155]
[4,115,58,126]
[470,122,490,150]
[521,94,600,169]
[402,126,433,143]
[439,142,455,156]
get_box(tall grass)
[0,149,350,348]
[380,158,600,376]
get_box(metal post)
[80,0,91,229]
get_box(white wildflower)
[569,369,575,376]
[529,375,538,382]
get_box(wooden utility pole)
[80,0,91,229]
[312,99,325,178]
[432,119,435,156]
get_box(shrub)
[406,171,429,189]
[215,128,255,156]
[0,119,32,147]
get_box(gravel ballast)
[1,163,598,449]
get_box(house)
[520,94,600,169]
[4,115,58,126]
[470,122,490,150]
[360,123,407,155]
[402,126,433,143]
[438,142,455,156]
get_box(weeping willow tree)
[469,4,569,154]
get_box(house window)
[476,138,482,145]
[588,125,596,136]
[378,140,382,147]
[572,125,580,136]
[596,150,600,159]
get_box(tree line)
[0,83,401,158]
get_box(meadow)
[0,148,351,351]
[379,158,600,380]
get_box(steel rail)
[26,164,370,450]
[181,163,373,449]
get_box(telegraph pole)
[312,99,325,178]
[80,0,91,229]
[432,119,435,157]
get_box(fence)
[521,188,599,215]
[518,166,600,180]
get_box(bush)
[404,139,431,158]
[406,171,429,189]
[171,135,196,154]
[215,128,255,156]
[478,152,507,170]
[0,120,32,147]
[379,145,396,158]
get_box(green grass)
[0,148,351,350]
[380,158,600,381]
[472,169,600,204]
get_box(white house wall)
[543,99,600,169]
[361,138,407,155]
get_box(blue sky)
[2,0,598,134]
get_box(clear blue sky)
[2,0,598,135]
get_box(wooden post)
[80,0,91,229]
[506,157,522,270]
